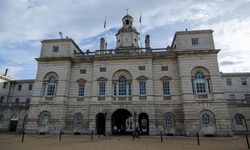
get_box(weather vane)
[126,8,129,15]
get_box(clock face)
[123,36,131,43]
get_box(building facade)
[0,14,249,136]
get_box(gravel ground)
[0,133,249,150]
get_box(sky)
[0,0,250,79]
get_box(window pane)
[99,83,105,95]
[113,83,117,96]
[202,114,210,126]
[241,78,247,85]
[235,116,243,125]
[78,84,85,96]
[100,68,106,72]
[139,82,146,95]
[191,38,199,45]
[165,115,173,126]
[118,76,127,95]
[226,78,232,85]
[128,83,131,95]
[75,115,83,125]
[46,77,56,96]
[229,94,235,100]
[41,115,49,125]
[161,66,168,71]
[163,82,170,95]
[53,46,59,52]
[139,66,145,71]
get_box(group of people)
[113,124,124,135]
[113,124,141,138]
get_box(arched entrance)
[139,113,149,135]
[96,113,106,135]
[112,109,133,135]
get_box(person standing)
[136,126,141,138]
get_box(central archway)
[111,109,133,135]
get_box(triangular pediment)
[96,77,108,82]
[76,78,87,83]
[160,75,172,81]
[136,75,148,81]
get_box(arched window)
[165,114,173,126]
[119,76,127,95]
[112,70,132,96]
[191,70,211,94]
[202,114,211,126]
[39,111,50,126]
[235,115,244,126]
[74,113,83,125]
[41,115,49,125]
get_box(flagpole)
[104,16,107,42]
[140,12,142,49]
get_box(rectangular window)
[52,46,59,52]
[163,82,170,95]
[113,84,117,96]
[18,85,22,91]
[100,67,106,72]
[207,79,211,93]
[196,83,206,93]
[15,98,19,103]
[229,94,235,100]
[245,94,250,100]
[80,69,86,74]
[139,66,145,71]
[241,78,247,85]
[99,83,105,95]
[191,79,195,93]
[28,84,33,90]
[0,96,4,103]
[161,66,168,71]
[26,98,30,103]
[3,82,8,88]
[226,78,232,86]
[78,84,85,96]
[128,83,131,95]
[139,82,146,95]
[191,38,199,45]
[47,84,56,96]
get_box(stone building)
[0,14,249,136]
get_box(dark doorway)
[112,109,133,135]
[96,113,106,135]
[9,121,18,132]
[139,113,149,135]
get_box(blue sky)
[1,0,250,79]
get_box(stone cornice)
[175,49,220,55]
[35,57,74,62]
[221,72,250,77]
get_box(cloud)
[1,0,250,79]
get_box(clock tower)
[115,14,140,51]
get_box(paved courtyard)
[0,133,249,150]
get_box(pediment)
[136,75,148,81]
[160,75,172,81]
[76,78,87,83]
[96,77,108,82]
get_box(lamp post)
[134,112,137,137]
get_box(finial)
[126,8,129,15]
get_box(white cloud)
[0,0,250,78]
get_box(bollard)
[91,131,93,140]
[196,133,200,145]
[59,131,62,141]
[133,131,135,141]
[161,131,163,143]
[246,134,250,149]
[21,129,25,143]
[98,133,100,138]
